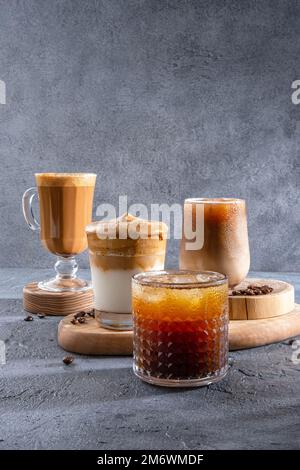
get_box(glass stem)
[55,256,78,281]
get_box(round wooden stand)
[229,304,300,350]
[23,282,94,316]
[229,278,294,320]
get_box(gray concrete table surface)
[0,269,299,450]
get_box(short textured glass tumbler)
[132,271,229,387]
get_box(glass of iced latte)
[180,198,250,287]
[22,173,96,292]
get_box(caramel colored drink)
[36,173,96,256]
[86,214,167,330]
[22,172,96,292]
[132,271,229,387]
[180,198,250,287]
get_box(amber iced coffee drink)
[132,270,229,387]
[22,173,96,292]
[180,198,250,287]
[86,214,167,330]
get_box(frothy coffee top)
[35,173,96,187]
[86,213,168,240]
[86,214,168,257]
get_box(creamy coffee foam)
[86,213,167,241]
[36,173,96,187]
[86,213,168,265]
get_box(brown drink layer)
[86,214,168,271]
[36,173,96,256]
[180,198,250,287]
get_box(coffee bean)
[74,311,86,319]
[63,356,74,365]
[253,289,262,295]
[231,290,243,296]
[24,315,33,321]
[245,289,255,295]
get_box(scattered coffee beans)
[231,284,273,296]
[71,309,95,325]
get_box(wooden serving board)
[23,282,94,316]
[229,304,300,350]
[58,316,133,355]
[58,304,300,354]
[229,278,294,320]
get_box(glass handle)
[22,187,40,231]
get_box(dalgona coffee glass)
[22,173,96,292]
[180,198,250,287]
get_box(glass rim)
[35,172,97,177]
[132,270,227,289]
[185,197,245,204]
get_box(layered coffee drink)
[180,198,250,287]
[86,213,167,329]
[36,173,96,256]
[23,173,96,292]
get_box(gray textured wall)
[0,0,299,271]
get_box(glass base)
[38,277,91,293]
[133,364,229,388]
[38,255,91,292]
[96,310,133,330]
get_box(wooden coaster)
[58,304,300,354]
[23,282,94,316]
[229,278,294,320]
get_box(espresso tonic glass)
[22,173,96,292]
[132,270,228,387]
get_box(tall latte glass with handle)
[22,173,96,292]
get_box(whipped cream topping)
[86,213,168,240]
